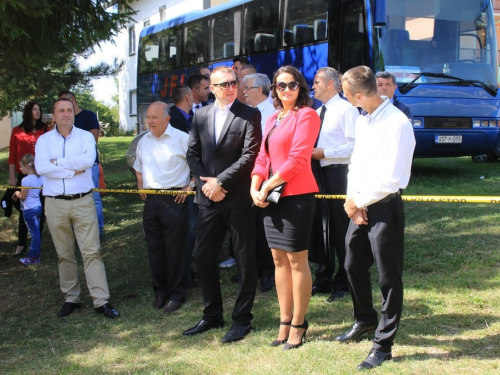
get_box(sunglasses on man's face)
[212,80,239,90]
[275,81,300,91]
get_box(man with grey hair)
[134,101,194,313]
[242,73,276,133]
[375,71,413,123]
[310,66,359,302]
[337,66,415,370]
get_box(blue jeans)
[92,164,104,235]
[24,206,42,258]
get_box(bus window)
[183,18,209,66]
[158,26,182,72]
[242,0,280,54]
[283,0,328,47]
[138,33,161,75]
[340,0,365,71]
[212,8,241,60]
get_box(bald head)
[147,102,171,138]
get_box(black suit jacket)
[187,99,262,207]
[169,106,192,134]
[393,96,414,124]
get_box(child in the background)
[12,154,43,265]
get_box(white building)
[117,0,234,132]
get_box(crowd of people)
[6,58,415,370]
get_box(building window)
[128,25,136,55]
[159,5,166,22]
[144,19,151,28]
[129,90,137,116]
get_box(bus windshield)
[378,0,497,94]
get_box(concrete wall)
[0,116,12,149]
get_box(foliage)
[0,0,136,116]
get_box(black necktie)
[319,105,327,125]
[315,106,326,147]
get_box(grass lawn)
[1,137,499,374]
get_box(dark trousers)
[17,173,45,247]
[194,205,257,325]
[255,208,274,277]
[143,195,188,302]
[345,195,405,352]
[313,165,350,292]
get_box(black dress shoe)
[95,303,120,319]
[327,290,350,302]
[221,324,252,343]
[311,285,331,296]
[57,302,81,317]
[164,300,182,313]
[153,296,167,310]
[183,319,225,336]
[259,276,275,292]
[335,321,377,342]
[230,274,239,283]
[357,349,392,370]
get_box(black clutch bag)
[264,181,286,204]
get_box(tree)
[0,0,136,116]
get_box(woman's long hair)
[19,101,45,133]
[271,65,312,109]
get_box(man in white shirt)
[310,67,359,302]
[134,102,193,313]
[35,98,119,319]
[336,66,415,370]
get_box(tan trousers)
[45,194,110,308]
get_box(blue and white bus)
[137,0,500,159]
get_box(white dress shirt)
[214,101,234,144]
[316,94,359,166]
[255,99,277,133]
[347,99,416,208]
[134,124,190,189]
[35,125,96,196]
[192,102,202,114]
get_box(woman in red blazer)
[251,65,320,350]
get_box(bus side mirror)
[374,0,387,27]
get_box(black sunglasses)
[274,81,300,91]
[212,80,239,90]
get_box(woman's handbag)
[264,181,286,204]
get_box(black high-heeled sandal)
[12,246,26,258]
[270,319,292,347]
[283,318,308,350]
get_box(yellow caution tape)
[2,186,499,203]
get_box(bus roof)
[140,0,253,38]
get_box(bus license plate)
[435,135,462,144]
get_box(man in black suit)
[183,66,262,343]
[187,74,211,116]
[169,85,194,134]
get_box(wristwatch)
[189,181,196,189]
[216,178,223,186]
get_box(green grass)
[1,139,500,374]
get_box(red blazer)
[252,106,320,197]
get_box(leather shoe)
[230,274,239,283]
[221,324,253,343]
[327,290,350,302]
[335,321,377,343]
[312,285,331,296]
[357,349,392,370]
[152,296,167,310]
[183,319,225,336]
[57,302,81,317]
[95,303,120,319]
[259,276,275,292]
[164,300,182,313]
